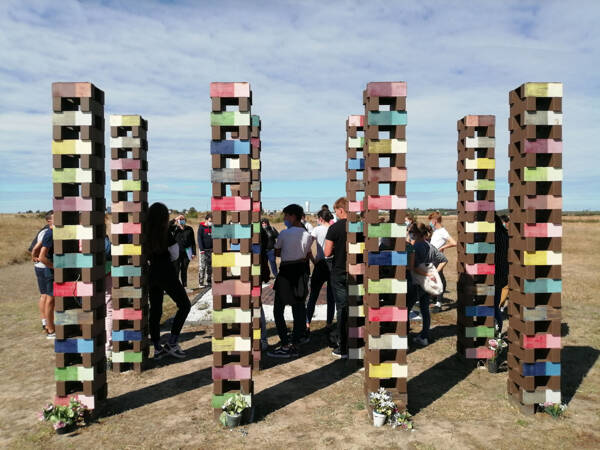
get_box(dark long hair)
[145,202,170,255]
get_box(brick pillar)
[363,82,408,408]
[109,114,149,372]
[209,82,256,420]
[507,82,563,413]
[456,115,496,360]
[346,114,366,364]
[51,82,107,411]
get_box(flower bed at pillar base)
[39,398,88,433]
[368,388,413,430]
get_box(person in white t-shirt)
[306,209,335,333]
[301,213,314,234]
[267,204,313,359]
[428,212,456,311]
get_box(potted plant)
[219,394,249,428]
[487,337,507,373]
[39,399,88,434]
[538,402,567,418]
[368,388,395,427]
[389,408,414,430]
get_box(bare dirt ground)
[1,215,599,449]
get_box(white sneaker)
[409,311,422,321]
[413,336,428,346]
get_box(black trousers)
[175,256,190,287]
[148,264,191,345]
[331,270,348,353]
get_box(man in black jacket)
[172,214,196,291]
[197,213,213,287]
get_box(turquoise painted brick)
[465,243,495,254]
[348,221,363,233]
[524,279,562,294]
[368,111,407,126]
[54,253,94,269]
[112,265,142,277]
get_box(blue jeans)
[267,249,278,277]
[408,282,430,339]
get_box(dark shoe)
[431,305,442,314]
[296,330,310,345]
[164,342,186,359]
[267,345,299,359]
[153,346,168,360]
[332,347,348,359]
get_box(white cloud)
[0,0,598,211]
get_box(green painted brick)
[465,326,495,338]
[55,366,94,381]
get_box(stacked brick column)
[51,82,107,411]
[109,115,149,372]
[250,114,262,370]
[507,82,563,412]
[209,82,257,418]
[346,114,366,363]
[456,115,496,360]
[363,82,408,407]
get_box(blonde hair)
[333,197,348,212]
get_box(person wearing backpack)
[29,211,54,334]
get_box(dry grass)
[0,214,48,267]
[0,214,599,448]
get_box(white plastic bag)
[412,263,443,296]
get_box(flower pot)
[55,424,75,434]
[488,359,498,373]
[225,412,242,428]
[372,411,387,427]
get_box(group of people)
[29,201,510,363]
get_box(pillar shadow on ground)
[253,359,358,420]
[407,324,456,355]
[146,339,213,370]
[407,353,474,415]
[100,366,212,418]
[260,326,332,370]
[562,345,600,404]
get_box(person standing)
[260,218,279,278]
[267,204,313,359]
[428,211,456,312]
[324,197,349,358]
[173,214,196,292]
[197,213,213,287]
[145,203,191,359]
[408,223,448,346]
[305,208,335,334]
[30,211,54,335]
[37,213,55,339]
[103,216,113,365]
[494,214,509,333]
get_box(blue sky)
[1,0,598,212]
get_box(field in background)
[0,213,599,448]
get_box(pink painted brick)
[112,308,142,321]
[211,196,252,211]
[366,82,407,97]
[349,326,364,338]
[524,139,562,154]
[464,115,495,127]
[465,200,495,211]
[111,222,142,234]
[465,347,494,359]
[524,223,562,238]
[349,201,364,212]
[55,394,95,410]
[54,281,94,297]
[251,138,260,149]
[368,167,407,183]
[210,82,250,98]
[348,115,364,127]
[212,280,251,296]
[212,364,252,380]
[251,286,261,297]
[369,307,407,322]
[112,202,142,212]
[465,264,495,275]
[524,195,562,210]
[367,195,407,210]
[348,264,365,275]
[110,159,141,170]
[53,197,93,212]
[523,334,561,349]
[253,201,261,213]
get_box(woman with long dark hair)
[145,202,191,359]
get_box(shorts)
[35,267,54,296]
